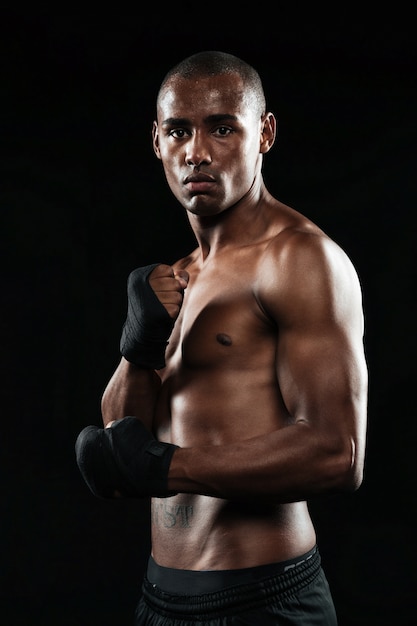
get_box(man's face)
[152,73,265,217]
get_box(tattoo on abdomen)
[152,502,194,528]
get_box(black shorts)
[134,546,338,625]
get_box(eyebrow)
[161,113,239,127]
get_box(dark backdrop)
[2,10,416,626]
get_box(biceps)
[276,328,367,424]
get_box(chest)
[165,259,275,370]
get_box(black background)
[2,8,416,626]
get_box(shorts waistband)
[146,545,318,595]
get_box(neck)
[187,180,273,261]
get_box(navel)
[216,333,232,346]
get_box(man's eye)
[169,128,187,138]
[215,127,232,136]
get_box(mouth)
[183,173,216,194]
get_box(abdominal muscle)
[151,369,317,570]
[150,494,316,570]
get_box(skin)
[102,70,368,570]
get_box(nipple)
[216,333,232,346]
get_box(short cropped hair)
[158,50,267,118]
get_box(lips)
[183,173,216,194]
[184,172,215,184]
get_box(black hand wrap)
[120,264,175,369]
[75,417,179,499]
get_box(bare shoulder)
[269,220,358,278]
[256,213,364,329]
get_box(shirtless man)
[75,51,368,624]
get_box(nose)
[185,132,212,167]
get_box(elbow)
[330,436,364,493]
[342,463,363,493]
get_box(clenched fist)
[120,263,189,369]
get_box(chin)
[185,198,225,217]
[187,206,224,218]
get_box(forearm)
[167,422,359,503]
[101,357,161,428]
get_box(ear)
[260,112,276,154]
[152,121,162,159]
